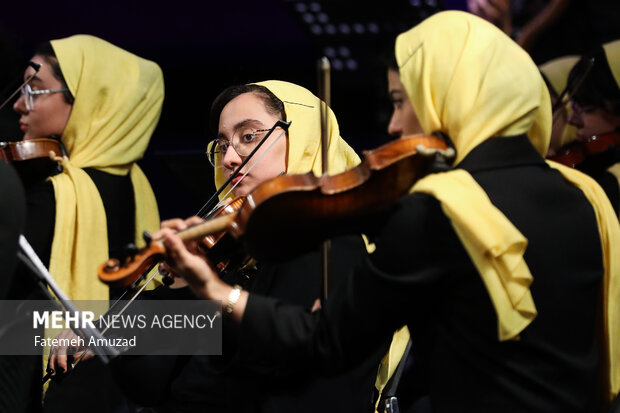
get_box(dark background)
[1,0,618,219]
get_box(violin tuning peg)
[429,153,452,173]
[123,243,139,261]
[143,231,152,246]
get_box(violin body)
[548,131,620,168]
[548,140,585,168]
[0,138,64,162]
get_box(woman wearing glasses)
[13,36,161,300]
[13,35,162,413]
[106,80,389,412]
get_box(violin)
[98,134,454,287]
[548,130,620,168]
[0,138,65,163]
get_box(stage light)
[295,3,308,13]
[317,13,329,23]
[346,59,358,70]
[324,46,336,57]
[325,24,337,35]
[311,24,323,35]
[303,13,315,24]
[353,23,365,34]
[338,46,350,57]
[338,23,351,35]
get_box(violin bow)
[318,57,331,303]
[17,236,120,384]
[0,62,42,112]
[551,57,594,116]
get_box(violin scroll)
[98,215,238,287]
[98,237,166,288]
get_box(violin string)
[206,129,288,213]
[97,263,163,329]
[551,57,594,115]
[66,267,161,370]
[101,269,160,337]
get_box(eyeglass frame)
[206,119,291,168]
[21,84,69,111]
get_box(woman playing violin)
[163,11,620,412]
[14,36,161,300]
[566,40,620,214]
[106,80,389,413]
[13,35,162,413]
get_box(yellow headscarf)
[603,39,620,89]
[540,56,579,100]
[396,11,548,341]
[213,80,360,198]
[396,11,551,166]
[396,11,620,401]
[47,35,162,300]
[540,56,579,147]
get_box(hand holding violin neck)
[174,213,238,241]
[99,213,238,288]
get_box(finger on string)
[161,218,188,230]
[185,216,205,226]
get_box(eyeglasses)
[20,84,69,111]
[206,126,281,167]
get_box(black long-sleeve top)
[240,136,605,413]
[111,236,390,413]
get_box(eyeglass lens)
[207,129,269,167]
[21,85,33,111]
